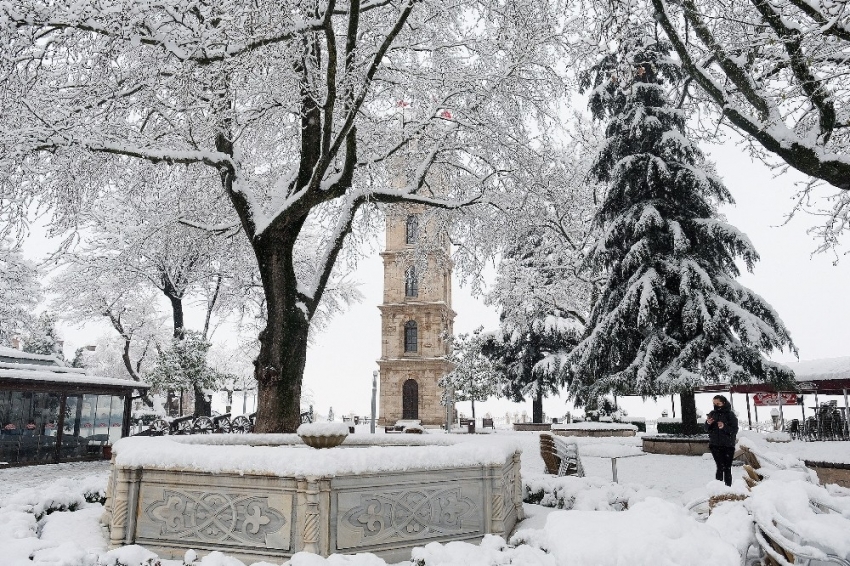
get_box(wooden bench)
[482,417,495,429]
[459,418,475,433]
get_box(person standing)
[705,395,739,486]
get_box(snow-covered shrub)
[656,419,701,435]
[5,477,106,520]
[618,416,647,432]
[523,475,644,510]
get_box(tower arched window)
[404,320,418,353]
[406,214,419,245]
[405,266,418,297]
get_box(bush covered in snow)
[522,474,652,510]
[656,419,701,435]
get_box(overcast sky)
[23,131,850,422]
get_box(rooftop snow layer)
[784,356,850,381]
[0,367,148,389]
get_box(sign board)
[753,392,798,407]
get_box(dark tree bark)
[471,399,476,420]
[250,229,312,433]
[679,390,700,435]
[533,388,544,424]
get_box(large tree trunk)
[533,389,544,424]
[471,399,476,420]
[679,390,699,435]
[193,385,211,417]
[252,233,312,433]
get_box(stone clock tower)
[377,205,455,426]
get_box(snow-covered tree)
[563,36,796,434]
[650,0,850,191]
[1,0,569,432]
[49,261,166,384]
[439,327,503,420]
[0,239,41,347]
[22,312,64,359]
[481,312,583,424]
[148,330,222,415]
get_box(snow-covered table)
[579,444,645,483]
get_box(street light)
[371,370,378,434]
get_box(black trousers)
[710,445,735,486]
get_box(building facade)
[377,206,455,426]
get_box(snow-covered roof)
[0,366,148,390]
[0,345,64,365]
[784,356,850,382]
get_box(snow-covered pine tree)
[567,36,796,434]
[23,312,64,360]
[483,224,588,424]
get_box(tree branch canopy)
[650,0,850,190]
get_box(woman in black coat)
[705,395,739,486]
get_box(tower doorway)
[402,379,419,420]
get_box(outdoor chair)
[482,417,495,429]
[539,433,584,477]
[754,509,850,566]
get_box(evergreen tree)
[0,239,41,347]
[482,312,582,424]
[566,36,796,434]
[483,227,586,424]
[148,330,221,416]
[23,312,64,360]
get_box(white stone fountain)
[102,434,523,563]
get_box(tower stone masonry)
[377,205,455,426]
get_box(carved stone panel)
[335,484,482,550]
[136,486,292,551]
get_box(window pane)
[60,395,86,459]
[406,215,418,244]
[0,391,19,464]
[109,396,125,443]
[405,321,418,352]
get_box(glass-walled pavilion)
[0,346,148,466]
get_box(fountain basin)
[102,434,523,563]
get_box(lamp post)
[371,370,378,434]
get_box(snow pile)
[114,435,522,476]
[764,431,791,443]
[510,498,742,565]
[412,534,553,566]
[162,432,459,447]
[297,422,350,437]
[552,422,637,431]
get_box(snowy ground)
[1,429,849,566]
